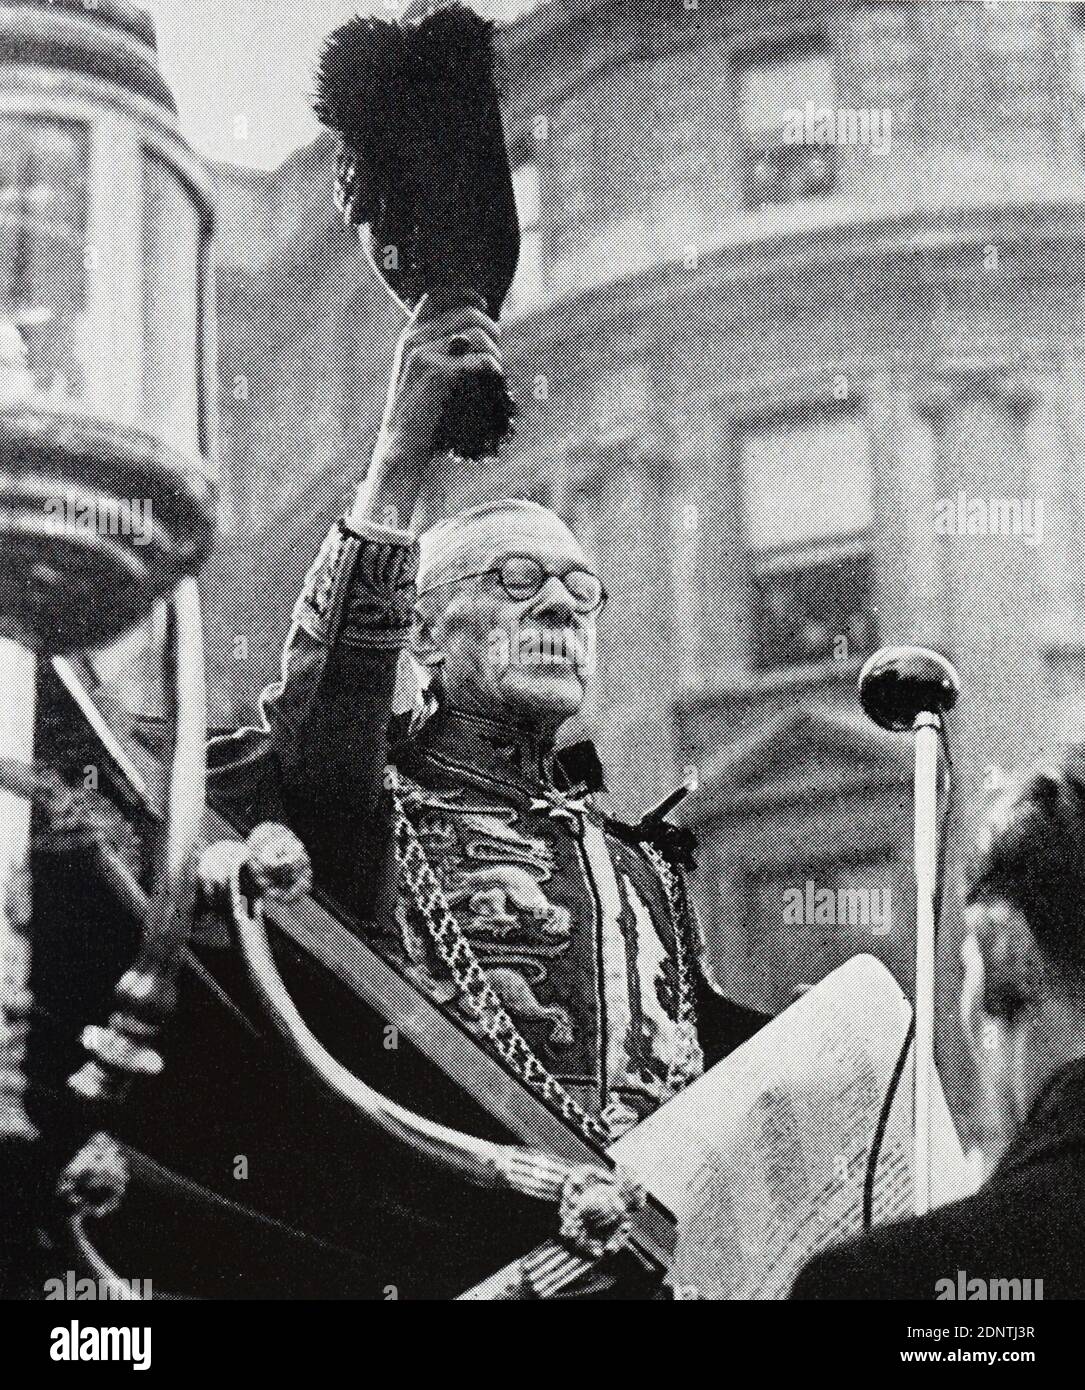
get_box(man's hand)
[350,292,502,533]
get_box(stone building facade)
[208,3,1085,1078]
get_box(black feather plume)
[313,3,520,458]
[314,6,497,144]
[313,4,518,315]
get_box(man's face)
[417,510,599,730]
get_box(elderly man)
[211,296,765,1152]
[792,745,1085,1300]
[159,297,765,1296]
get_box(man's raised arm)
[208,293,503,911]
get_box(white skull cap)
[417,498,579,593]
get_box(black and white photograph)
[0,0,1080,1349]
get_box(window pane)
[511,159,541,232]
[739,50,837,142]
[504,227,543,319]
[0,116,90,406]
[737,45,838,205]
[743,143,836,207]
[751,550,877,671]
[504,161,543,319]
[741,412,873,552]
[142,149,201,456]
[1072,11,1085,142]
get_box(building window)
[978,2,1051,154]
[735,37,838,208]
[741,407,877,671]
[503,157,544,319]
[142,148,203,458]
[1071,6,1085,152]
[0,116,90,405]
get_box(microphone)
[858,646,960,732]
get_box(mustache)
[486,623,595,673]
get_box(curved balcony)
[497,0,1085,330]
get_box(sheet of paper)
[610,954,971,1299]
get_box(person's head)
[961,746,1085,1147]
[412,500,604,736]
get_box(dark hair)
[966,745,1085,989]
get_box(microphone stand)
[912,710,941,1217]
[858,646,958,1222]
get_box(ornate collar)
[412,704,558,789]
[404,705,608,817]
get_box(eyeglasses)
[419,554,608,614]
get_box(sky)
[147,1,359,170]
[146,1,533,171]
